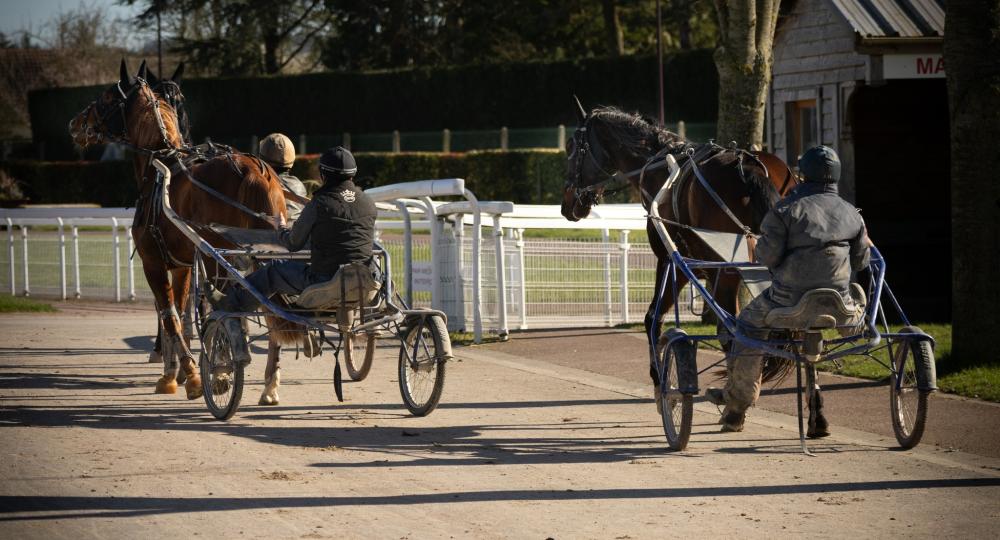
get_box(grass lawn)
[0,294,57,313]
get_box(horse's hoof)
[184,375,204,400]
[807,414,830,438]
[154,376,177,394]
[148,350,162,364]
[258,394,279,406]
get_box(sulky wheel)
[398,315,448,416]
[199,319,245,421]
[343,331,377,381]
[657,328,696,451]
[890,326,936,449]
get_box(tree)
[126,0,333,76]
[944,0,1000,366]
[711,0,779,148]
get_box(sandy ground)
[1,306,999,539]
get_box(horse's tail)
[234,157,304,347]
[743,161,781,233]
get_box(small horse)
[560,102,813,420]
[69,59,290,399]
[135,61,310,406]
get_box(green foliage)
[30,49,718,160]
[0,160,136,206]
[0,294,57,313]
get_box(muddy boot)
[807,391,830,438]
[222,317,252,367]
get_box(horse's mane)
[590,106,686,159]
[132,84,184,150]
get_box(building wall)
[770,0,866,200]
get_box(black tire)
[344,331,377,381]
[657,328,694,451]
[398,316,448,416]
[890,326,934,449]
[200,320,245,421]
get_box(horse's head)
[68,59,182,151]
[561,97,618,222]
[141,61,191,144]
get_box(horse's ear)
[119,58,131,85]
[573,95,587,125]
[170,62,184,84]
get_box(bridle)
[81,78,174,155]
[154,79,191,144]
[565,118,625,207]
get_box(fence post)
[126,226,136,301]
[602,228,612,327]
[111,217,121,303]
[72,225,81,298]
[21,225,29,297]
[500,126,509,150]
[442,129,451,153]
[557,124,566,149]
[493,215,509,340]
[298,134,307,155]
[514,228,527,330]
[392,130,401,153]
[453,214,466,330]
[677,120,686,139]
[619,230,630,324]
[6,217,14,296]
[343,132,351,151]
[57,218,67,300]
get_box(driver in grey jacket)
[712,145,871,434]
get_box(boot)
[222,317,252,367]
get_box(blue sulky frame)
[151,159,450,420]
[648,155,936,454]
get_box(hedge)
[1,149,570,207]
[30,49,718,160]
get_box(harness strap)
[688,149,753,236]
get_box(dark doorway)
[851,79,950,321]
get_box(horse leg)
[144,265,180,395]
[806,364,830,438]
[149,324,163,363]
[646,259,689,412]
[169,267,203,399]
[258,338,282,406]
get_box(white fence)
[2,183,704,341]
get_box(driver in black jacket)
[210,146,377,362]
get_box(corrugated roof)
[828,0,944,38]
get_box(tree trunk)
[945,0,1000,366]
[712,0,780,148]
[601,0,625,57]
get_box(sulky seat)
[295,262,380,312]
[764,284,866,330]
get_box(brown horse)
[69,60,290,399]
[135,61,311,406]
[561,104,797,390]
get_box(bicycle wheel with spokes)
[890,326,934,449]
[658,328,695,451]
[344,331,377,381]
[200,319,245,421]
[398,316,448,416]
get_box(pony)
[69,59,291,400]
[134,61,312,406]
[560,102,814,421]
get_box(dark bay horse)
[561,104,798,400]
[69,60,289,399]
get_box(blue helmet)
[798,145,841,183]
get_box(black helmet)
[798,145,841,183]
[318,146,357,180]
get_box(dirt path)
[1,310,999,538]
